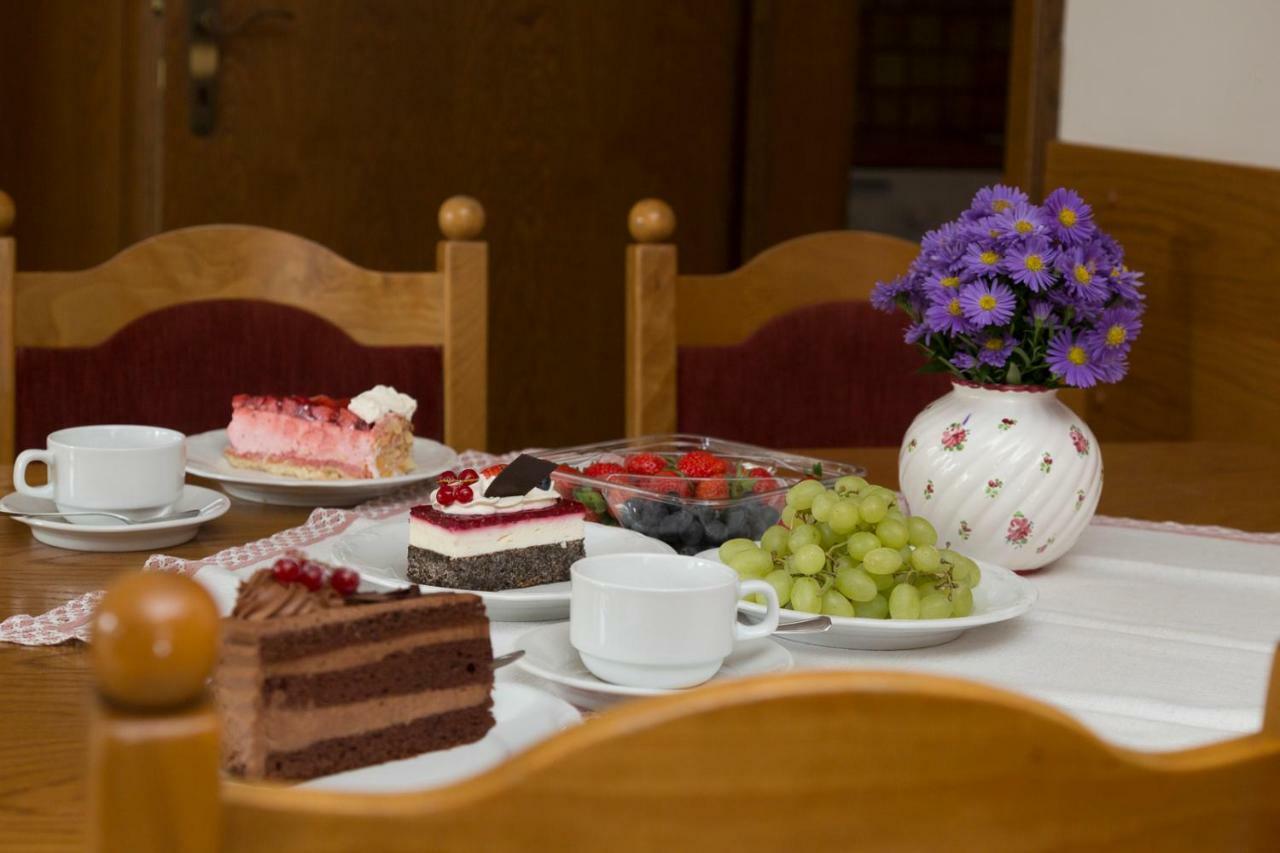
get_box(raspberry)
[694,479,729,500]
[625,453,667,475]
[480,464,507,478]
[584,462,625,479]
[677,451,728,478]
[329,568,360,596]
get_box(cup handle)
[14,449,55,500]
[734,579,780,642]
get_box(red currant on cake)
[436,483,457,506]
[438,470,458,485]
[329,568,360,596]
[271,558,301,584]
[454,484,474,503]
[458,468,479,485]
[299,561,326,591]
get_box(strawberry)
[694,478,729,500]
[625,453,667,475]
[584,461,625,480]
[639,469,689,498]
[551,464,579,499]
[480,464,507,478]
[746,466,781,494]
[677,450,728,478]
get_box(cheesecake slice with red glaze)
[224,387,416,480]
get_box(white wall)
[1059,0,1280,170]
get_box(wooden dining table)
[0,440,1276,851]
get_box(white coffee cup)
[14,425,187,523]
[570,553,781,689]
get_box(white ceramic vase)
[898,382,1102,571]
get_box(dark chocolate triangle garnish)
[484,454,558,498]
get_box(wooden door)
[151,0,747,451]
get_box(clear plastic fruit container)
[543,434,867,555]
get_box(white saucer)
[185,429,459,507]
[0,485,231,552]
[300,683,581,792]
[697,548,1037,650]
[513,622,794,710]
[332,517,675,621]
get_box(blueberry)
[703,519,728,544]
[725,513,751,540]
[678,544,703,556]
[723,507,747,529]
[692,506,716,525]
[680,518,704,545]
[657,513,686,543]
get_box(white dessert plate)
[332,517,675,621]
[697,548,1037,650]
[299,682,581,792]
[184,429,459,507]
[0,485,230,552]
[513,622,793,711]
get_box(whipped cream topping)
[430,474,559,516]
[348,385,418,424]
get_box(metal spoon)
[492,649,525,669]
[737,611,832,633]
[0,500,223,525]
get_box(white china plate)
[184,429,459,507]
[513,622,793,711]
[300,683,581,792]
[698,548,1037,650]
[332,517,675,621]
[0,485,230,552]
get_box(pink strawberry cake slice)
[224,385,416,480]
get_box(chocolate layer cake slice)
[214,558,494,781]
[407,459,586,591]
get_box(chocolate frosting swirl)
[229,568,422,620]
[231,570,343,621]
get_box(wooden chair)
[625,198,951,448]
[91,572,1280,852]
[0,192,488,460]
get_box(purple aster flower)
[1054,246,1109,304]
[964,184,1029,221]
[1047,330,1106,388]
[904,322,928,344]
[919,221,968,266]
[951,352,978,370]
[924,294,973,335]
[1106,264,1145,302]
[1002,236,1058,291]
[871,275,911,312]
[1030,299,1055,325]
[1043,188,1097,246]
[977,334,1015,367]
[924,268,965,298]
[1087,306,1142,354]
[959,280,1016,326]
[961,243,1003,279]
[1093,346,1129,383]
[990,202,1048,242]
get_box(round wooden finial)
[439,195,485,240]
[90,572,220,709]
[0,191,14,235]
[628,198,675,243]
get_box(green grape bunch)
[717,476,981,620]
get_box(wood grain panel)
[1004,0,1063,198]
[1044,141,1280,442]
[158,0,747,451]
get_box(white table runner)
[3,462,1276,753]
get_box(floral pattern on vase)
[899,382,1103,571]
[997,417,1017,431]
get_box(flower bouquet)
[871,185,1144,387]
[881,184,1143,570]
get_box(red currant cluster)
[435,468,479,506]
[271,557,360,596]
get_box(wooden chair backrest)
[625,198,920,437]
[0,193,488,458]
[91,573,1280,852]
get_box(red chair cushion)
[676,301,949,448]
[15,300,444,452]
